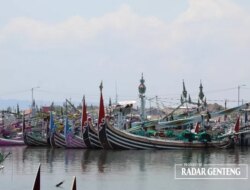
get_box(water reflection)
[1,147,250,190]
[1,146,249,174]
[181,149,212,165]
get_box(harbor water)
[0,146,250,190]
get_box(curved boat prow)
[33,164,41,190]
[71,176,77,190]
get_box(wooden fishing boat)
[64,97,87,149]
[63,98,88,149]
[86,122,102,148]
[101,102,250,150]
[0,112,25,146]
[82,85,105,149]
[98,120,233,150]
[50,111,87,149]
[49,111,66,148]
[23,133,50,146]
[23,117,50,147]
[81,96,92,148]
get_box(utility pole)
[31,86,40,117]
[238,85,246,106]
[115,81,118,104]
[31,86,40,105]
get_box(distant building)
[41,106,51,113]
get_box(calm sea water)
[0,146,249,190]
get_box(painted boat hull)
[23,133,50,146]
[50,132,66,148]
[98,122,232,150]
[0,137,25,146]
[82,123,102,149]
[82,125,92,148]
[51,132,87,149]
[88,124,102,149]
[66,133,87,149]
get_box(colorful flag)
[81,96,87,129]
[98,82,105,128]
[194,122,200,133]
[234,117,240,133]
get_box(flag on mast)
[194,122,200,133]
[81,96,87,130]
[234,117,240,133]
[98,81,105,129]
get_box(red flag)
[81,96,87,129]
[194,122,200,133]
[234,117,240,133]
[98,83,105,127]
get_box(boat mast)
[138,73,146,121]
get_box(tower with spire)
[199,81,205,101]
[182,80,187,99]
[138,73,146,121]
[180,80,189,104]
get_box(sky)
[0,0,250,108]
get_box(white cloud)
[1,1,248,51]
[0,4,167,49]
[178,0,245,21]
[165,0,249,46]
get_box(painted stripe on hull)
[105,123,230,150]
[89,132,102,148]
[82,127,92,148]
[107,131,184,150]
[107,129,186,149]
[107,129,157,149]
[98,124,113,149]
[107,128,156,148]
[53,133,66,148]
[107,128,209,149]
[24,134,49,146]
[88,126,102,148]
[107,126,177,149]
[66,135,86,148]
